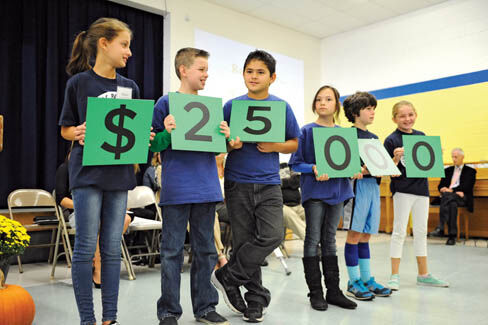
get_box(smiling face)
[102,30,132,69]
[314,87,338,118]
[243,59,276,99]
[181,56,209,91]
[393,104,417,132]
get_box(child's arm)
[220,121,243,152]
[61,123,86,145]
[150,114,175,152]
[256,138,298,154]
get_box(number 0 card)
[229,100,286,142]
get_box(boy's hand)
[313,165,329,181]
[257,142,279,153]
[220,121,231,139]
[149,127,155,146]
[228,136,243,150]
[74,122,86,145]
[361,165,370,175]
[352,172,363,180]
[164,114,176,133]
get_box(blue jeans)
[224,181,283,307]
[157,203,218,320]
[71,187,127,325]
[303,199,343,257]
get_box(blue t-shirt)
[58,69,139,191]
[384,128,429,196]
[355,127,381,184]
[289,123,354,205]
[223,94,301,184]
[152,95,223,206]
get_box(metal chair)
[7,189,59,273]
[121,186,162,279]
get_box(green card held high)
[403,135,445,178]
[229,100,286,143]
[313,127,361,178]
[83,97,154,166]
[169,92,226,153]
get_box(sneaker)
[417,274,449,287]
[364,277,392,297]
[159,317,178,325]
[196,311,229,325]
[346,280,375,301]
[211,268,247,314]
[108,322,120,325]
[242,301,264,323]
[387,274,400,291]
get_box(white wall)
[320,0,488,96]
[118,0,321,125]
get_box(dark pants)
[157,202,218,320]
[439,192,466,237]
[224,180,284,307]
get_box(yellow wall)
[338,82,488,162]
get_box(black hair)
[243,50,276,75]
[343,91,377,123]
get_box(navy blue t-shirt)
[58,69,139,191]
[289,123,354,205]
[152,95,223,206]
[223,94,301,184]
[384,128,429,196]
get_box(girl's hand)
[257,142,279,153]
[361,165,370,175]
[149,127,155,146]
[313,165,329,181]
[393,147,404,164]
[352,172,363,180]
[74,122,86,145]
[164,114,176,133]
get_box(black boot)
[322,255,357,309]
[302,256,328,311]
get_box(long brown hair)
[312,85,341,122]
[66,18,132,76]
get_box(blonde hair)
[174,47,209,79]
[392,100,416,118]
[66,18,132,76]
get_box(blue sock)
[345,243,360,282]
[358,242,371,283]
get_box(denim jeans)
[157,202,218,320]
[224,180,284,307]
[303,199,343,257]
[71,186,127,325]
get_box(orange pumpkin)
[0,270,35,325]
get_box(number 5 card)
[169,92,227,153]
[229,100,286,142]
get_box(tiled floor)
[6,232,488,325]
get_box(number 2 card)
[169,92,226,153]
[229,100,286,143]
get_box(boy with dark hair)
[342,92,392,301]
[211,50,301,323]
[152,47,230,325]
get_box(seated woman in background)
[55,149,131,288]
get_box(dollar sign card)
[83,97,154,166]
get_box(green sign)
[229,100,286,142]
[403,135,445,178]
[83,97,154,166]
[169,92,226,153]
[313,127,361,178]
[358,139,401,176]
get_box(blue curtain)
[0,0,165,208]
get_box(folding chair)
[7,189,59,273]
[122,186,163,279]
[50,191,135,280]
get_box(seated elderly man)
[429,148,476,245]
